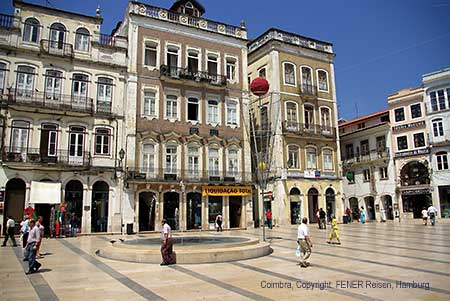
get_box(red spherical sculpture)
[250,77,270,96]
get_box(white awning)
[29,181,62,204]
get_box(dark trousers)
[217,221,223,232]
[26,242,40,271]
[2,228,17,246]
[267,218,272,229]
[319,218,326,229]
[160,238,176,264]
[22,232,29,248]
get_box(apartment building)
[0,0,128,234]
[248,28,342,226]
[117,0,252,232]
[423,68,450,219]
[339,110,397,222]
[388,87,431,220]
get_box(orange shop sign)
[202,186,252,197]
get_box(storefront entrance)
[382,195,394,220]
[439,186,450,218]
[65,180,83,232]
[308,188,319,223]
[208,196,222,229]
[365,196,376,221]
[325,188,336,221]
[4,178,26,234]
[402,193,432,218]
[186,192,201,230]
[289,188,301,225]
[139,192,156,231]
[163,192,179,230]
[349,197,359,220]
[34,204,52,236]
[91,181,109,233]
[229,196,242,228]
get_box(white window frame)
[141,140,158,176]
[142,86,159,119]
[409,102,422,119]
[94,126,112,156]
[303,104,315,128]
[316,69,329,92]
[186,47,201,72]
[379,166,388,179]
[207,95,221,126]
[208,145,221,177]
[165,42,181,68]
[287,145,299,169]
[74,27,90,52]
[305,146,317,170]
[322,148,334,171]
[394,107,406,123]
[397,135,408,151]
[22,17,40,44]
[165,143,179,174]
[432,118,444,138]
[413,132,426,149]
[285,101,299,130]
[206,51,220,76]
[186,143,201,180]
[143,38,160,70]
[186,92,201,124]
[0,62,7,93]
[164,89,180,121]
[319,106,332,130]
[436,152,449,171]
[300,65,314,87]
[226,98,239,127]
[363,169,371,182]
[227,147,240,177]
[283,62,296,86]
[225,55,238,83]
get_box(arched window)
[323,148,333,171]
[283,63,296,85]
[142,142,155,175]
[16,66,36,97]
[304,104,314,129]
[300,66,313,94]
[317,70,328,91]
[49,23,66,49]
[306,147,317,169]
[97,77,113,113]
[23,18,40,43]
[187,144,200,179]
[72,73,89,101]
[208,146,220,177]
[285,102,298,130]
[436,152,449,171]
[287,145,299,169]
[320,107,331,131]
[75,28,90,52]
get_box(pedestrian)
[2,216,17,247]
[297,217,313,268]
[69,213,79,237]
[215,214,223,232]
[345,207,352,223]
[35,216,44,258]
[428,205,438,226]
[160,219,176,266]
[49,206,56,238]
[380,207,387,222]
[319,208,326,229]
[360,207,366,224]
[421,207,428,226]
[265,209,272,229]
[327,215,341,245]
[25,219,41,274]
[20,215,30,252]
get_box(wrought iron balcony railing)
[2,88,94,114]
[282,121,336,138]
[299,83,318,97]
[2,147,90,168]
[99,34,115,47]
[40,39,74,57]
[342,148,390,165]
[160,65,227,87]
[0,13,16,30]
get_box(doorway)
[364,196,376,220]
[91,181,109,232]
[186,192,201,230]
[307,188,319,223]
[34,204,52,236]
[139,192,156,232]
[325,188,336,221]
[382,195,394,220]
[4,178,26,234]
[289,188,301,225]
[163,192,179,230]
[229,196,242,228]
[40,123,58,163]
[208,196,222,229]
[65,180,83,230]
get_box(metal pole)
[259,95,266,242]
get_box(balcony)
[0,13,19,30]
[96,101,113,116]
[2,88,94,115]
[299,84,318,98]
[40,39,74,58]
[2,147,90,168]
[342,149,390,166]
[160,65,227,87]
[282,121,336,138]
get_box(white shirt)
[6,218,15,228]
[428,206,437,215]
[297,223,308,239]
[421,209,428,218]
[161,223,172,240]
[27,225,41,244]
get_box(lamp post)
[118,148,125,235]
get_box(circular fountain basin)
[97,234,271,264]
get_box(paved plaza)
[1,222,449,301]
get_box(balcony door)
[16,66,35,98]
[10,121,29,155]
[72,74,89,110]
[167,46,179,77]
[40,123,58,163]
[69,126,85,166]
[44,70,62,101]
[49,23,66,50]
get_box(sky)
[1,0,449,120]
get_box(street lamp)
[119,148,125,169]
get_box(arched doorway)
[307,188,319,224]
[325,188,336,221]
[65,180,83,233]
[139,192,156,232]
[400,161,431,218]
[163,192,179,230]
[4,178,26,234]
[186,192,202,230]
[364,196,375,220]
[91,181,109,232]
[349,197,359,221]
[382,195,394,220]
[289,188,301,225]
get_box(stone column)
[156,191,163,232]
[180,190,187,231]
[202,196,209,230]
[25,184,31,208]
[83,185,92,234]
[223,196,229,229]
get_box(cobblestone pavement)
[1,222,449,301]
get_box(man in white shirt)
[421,207,428,226]
[160,219,175,266]
[25,220,41,274]
[2,216,17,247]
[297,217,313,268]
[428,205,438,226]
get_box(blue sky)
[2,0,449,119]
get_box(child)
[327,215,341,245]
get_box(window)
[320,107,331,130]
[207,54,218,75]
[286,102,298,129]
[166,94,178,119]
[165,145,177,172]
[187,97,199,122]
[226,100,237,125]
[40,123,58,157]
[397,136,408,151]
[394,108,405,122]
[188,146,200,178]
[301,66,313,93]
[304,105,314,129]
[209,148,220,176]
[306,147,317,169]
[228,149,239,176]
[287,146,299,169]
[44,70,62,101]
[284,63,295,85]
[144,41,158,68]
[0,62,6,93]
[317,70,328,91]
[226,57,236,81]
[258,68,266,78]
[448,88,450,108]
[68,126,85,164]
[345,144,354,159]
[360,140,369,156]
[97,77,113,113]
[16,66,35,97]
[376,135,386,151]
[357,122,365,129]
[10,120,30,153]
[323,149,333,170]
[436,152,449,170]
[23,18,40,43]
[207,100,219,124]
[187,49,199,74]
[95,128,111,155]
[410,103,422,119]
[260,106,269,130]
[414,132,425,148]
[432,119,444,137]
[75,28,90,52]
[142,143,155,173]
[430,91,438,112]
[143,90,156,117]
[72,74,89,101]
[363,169,371,182]
[437,90,446,110]
[167,46,179,76]
[49,23,66,49]
[379,167,388,179]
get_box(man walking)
[2,216,17,247]
[428,205,438,226]
[319,208,326,229]
[297,217,313,268]
[265,209,273,229]
[25,220,42,274]
[160,219,176,266]
[421,207,428,226]
[215,214,223,232]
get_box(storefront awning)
[29,181,61,204]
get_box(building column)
[202,196,208,230]
[180,191,187,231]
[156,191,163,232]
[133,189,139,233]
[223,196,229,229]
[25,184,31,208]
[83,186,92,234]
